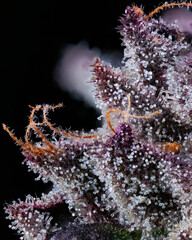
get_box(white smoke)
[161,7,192,34]
[54,41,122,107]
[54,42,100,107]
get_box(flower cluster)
[4,2,192,240]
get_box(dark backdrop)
[0,1,158,239]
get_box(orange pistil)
[43,104,97,139]
[176,30,183,41]
[155,37,159,43]
[3,105,57,157]
[159,141,181,153]
[3,103,98,157]
[25,105,49,150]
[2,123,46,157]
[3,95,159,155]
[144,2,192,21]
[106,110,125,133]
[106,95,159,133]
[3,124,30,151]
[132,6,144,16]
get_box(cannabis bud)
[4,2,192,240]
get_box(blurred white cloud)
[162,7,192,34]
[54,41,122,107]
[54,42,100,107]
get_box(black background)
[1,1,159,239]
